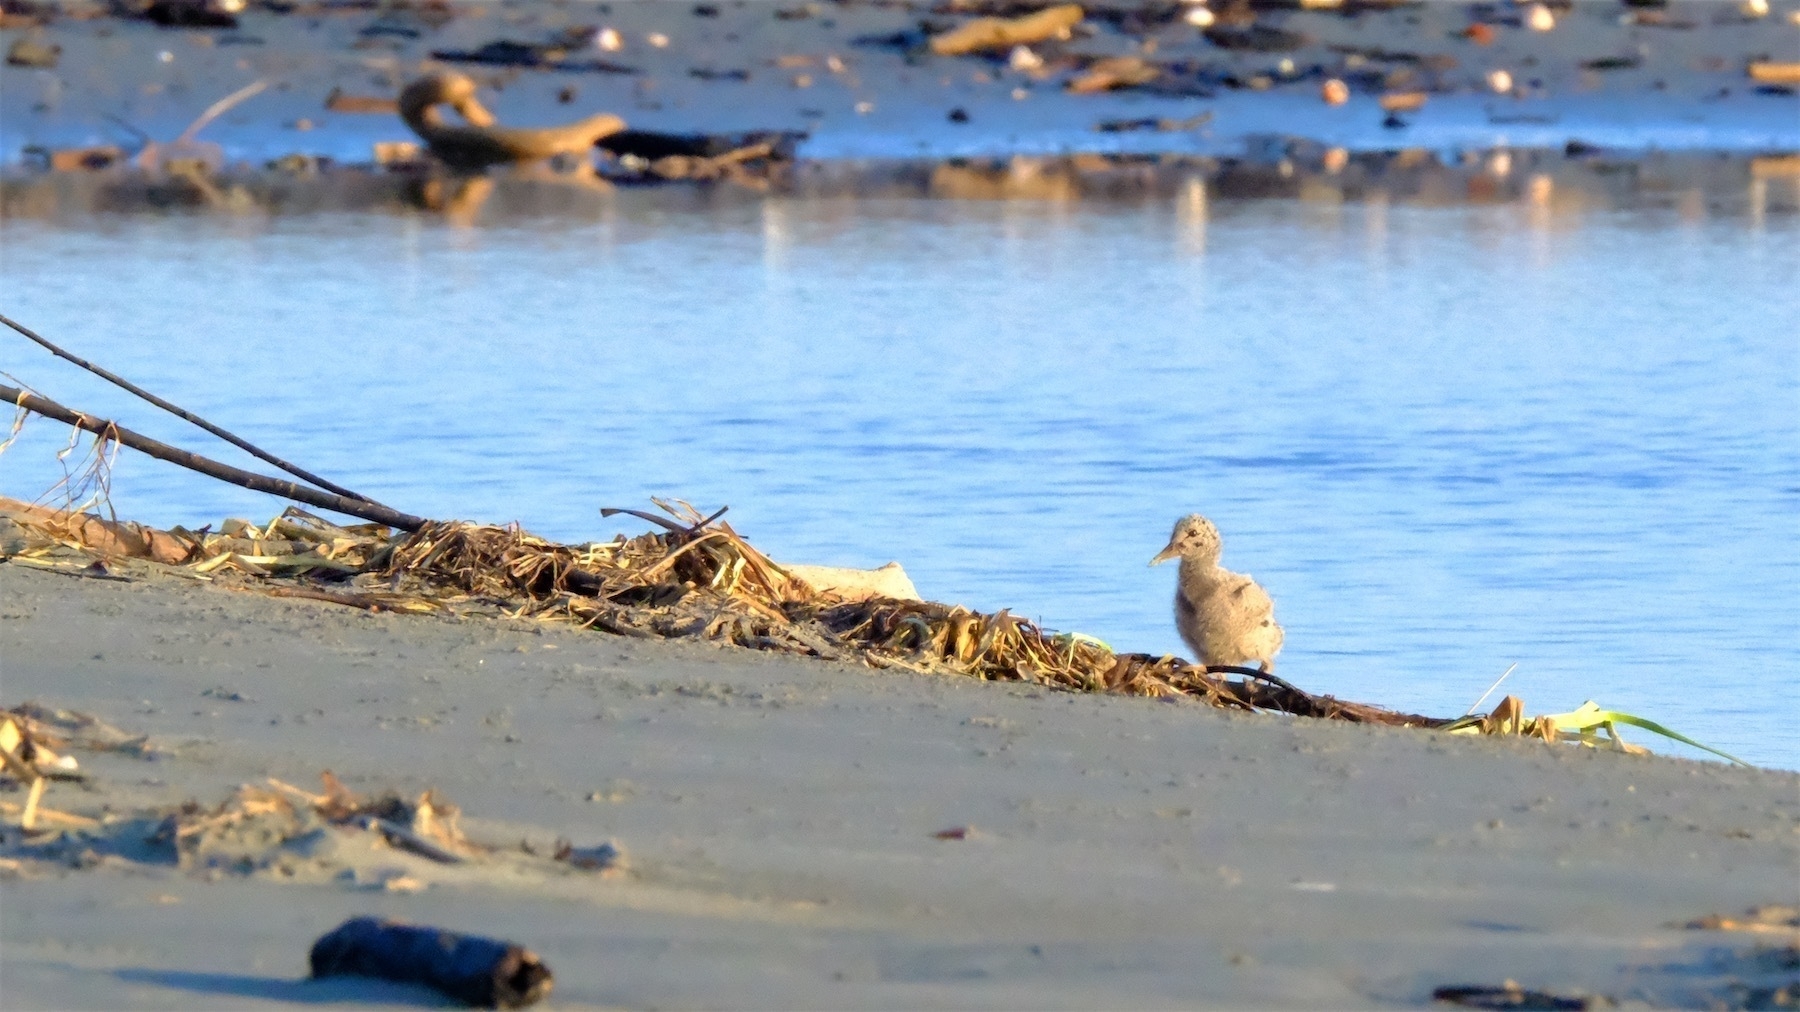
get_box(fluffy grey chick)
[1150,514,1285,672]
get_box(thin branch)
[175,79,267,146]
[1,383,426,533]
[1205,663,1303,696]
[1465,662,1519,716]
[1,312,377,504]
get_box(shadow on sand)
[113,967,456,1007]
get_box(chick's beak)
[1149,544,1179,567]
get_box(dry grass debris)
[0,496,1738,756]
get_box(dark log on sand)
[310,917,553,1009]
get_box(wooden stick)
[19,778,45,831]
[1,313,377,504]
[1,383,428,532]
[363,816,466,864]
[265,777,329,807]
[0,798,98,829]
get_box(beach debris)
[20,145,125,172]
[1441,696,1748,766]
[310,917,554,1009]
[929,4,1083,57]
[1524,4,1555,32]
[152,783,326,871]
[1009,44,1044,72]
[1749,62,1800,86]
[1321,78,1350,105]
[0,474,1697,760]
[1095,112,1213,133]
[933,826,970,840]
[131,78,266,176]
[429,37,636,74]
[1432,981,1602,1010]
[1067,56,1160,94]
[1379,91,1429,113]
[1184,6,1215,29]
[3,703,154,758]
[372,140,423,169]
[398,71,626,172]
[0,708,94,833]
[601,128,806,162]
[1488,69,1514,94]
[324,88,397,115]
[140,0,241,30]
[552,839,626,875]
[599,130,801,184]
[1204,25,1306,53]
[1752,155,1800,179]
[1,497,197,565]
[783,562,920,603]
[1,714,61,830]
[1676,905,1799,935]
[5,36,58,68]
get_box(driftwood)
[1,496,196,564]
[598,129,806,162]
[1,313,374,504]
[310,917,554,1009]
[399,72,625,172]
[783,562,920,603]
[0,384,425,532]
[929,4,1084,56]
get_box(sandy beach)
[2,557,1795,1009]
[2,3,1798,1009]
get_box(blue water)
[3,190,1796,768]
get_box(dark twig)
[688,505,730,535]
[600,507,689,534]
[1,383,426,532]
[1,313,377,504]
[1205,664,1304,695]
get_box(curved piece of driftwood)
[399,71,625,172]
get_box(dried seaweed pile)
[363,503,1441,727]
[3,496,1449,728]
[3,495,1756,760]
[195,500,1437,729]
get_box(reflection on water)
[2,177,1796,768]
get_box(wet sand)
[2,560,1795,1009]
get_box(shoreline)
[2,546,1797,1008]
[3,1,1796,176]
[5,146,1798,220]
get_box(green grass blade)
[1542,701,1750,767]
